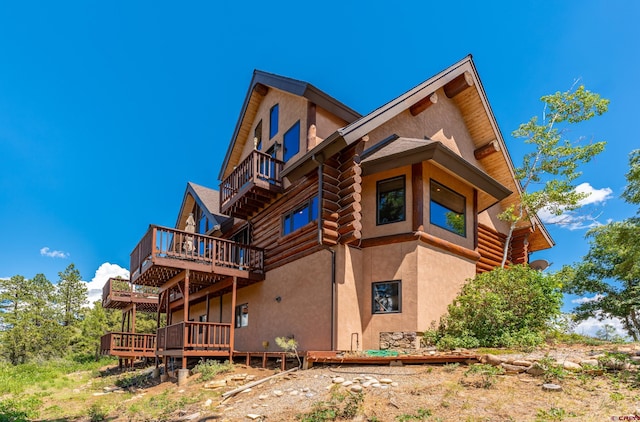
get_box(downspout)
[312,153,336,351]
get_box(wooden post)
[132,303,137,334]
[182,270,190,369]
[229,277,237,360]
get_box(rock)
[562,361,582,372]
[481,354,505,366]
[371,383,381,388]
[204,379,227,389]
[301,387,310,392]
[379,378,393,384]
[258,394,269,400]
[341,381,353,387]
[246,414,262,420]
[289,390,299,396]
[511,360,533,367]
[631,356,640,363]
[526,363,545,376]
[231,374,248,381]
[542,383,562,392]
[203,399,213,407]
[501,363,526,373]
[391,382,399,387]
[246,375,257,381]
[350,385,363,393]
[580,359,599,367]
[332,377,345,384]
[273,390,284,397]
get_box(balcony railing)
[102,277,159,308]
[156,322,231,351]
[220,150,284,218]
[100,332,156,356]
[130,225,264,283]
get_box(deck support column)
[182,270,190,370]
[229,277,237,360]
[131,303,137,334]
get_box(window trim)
[372,280,402,314]
[376,175,406,225]
[282,196,318,236]
[429,179,466,237]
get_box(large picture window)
[282,196,318,236]
[430,180,466,236]
[283,121,300,162]
[235,303,248,328]
[372,280,401,313]
[377,176,406,225]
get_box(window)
[377,176,406,225]
[430,180,466,236]
[254,120,262,150]
[199,314,207,322]
[235,303,248,328]
[282,196,318,236]
[372,281,401,313]
[269,104,279,139]
[283,121,300,162]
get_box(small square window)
[270,105,279,139]
[372,281,401,314]
[235,303,248,328]
[283,121,300,162]
[377,176,406,225]
[430,180,466,236]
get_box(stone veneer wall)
[379,332,420,350]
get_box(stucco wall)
[335,245,364,351]
[316,105,348,141]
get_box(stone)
[332,377,345,384]
[273,390,284,397]
[380,378,393,384]
[562,361,582,372]
[203,399,213,407]
[391,382,399,387]
[542,383,563,392]
[580,359,599,367]
[231,374,248,381]
[481,354,505,366]
[511,360,533,367]
[246,414,262,420]
[258,394,269,400]
[289,390,299,396]
[501,363,526,373]
[350,385,363,393]
[204,379,227,389]
[341,381,353,387]
[526,363,545,376]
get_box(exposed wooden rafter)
[443,71,474,98]
[409,92,438,116]
[474,140,500,160]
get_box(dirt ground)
[35,343,640,421]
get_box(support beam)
[474,140,500,160]
[229,277,237,360]
[253,82,269,96]
[159,270,186,293]
[409,92,438,116]
[412,163,424,231]
[182,270,190,370]
[444,71,474,98]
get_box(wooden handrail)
[220,150,284,206]
[156,322,231,350]
[100,332,156,354]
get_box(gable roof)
[175,182,232,234]
[217,70,361,181]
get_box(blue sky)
[1,1,638,334]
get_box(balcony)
[156,322,231,357]
[220,150,284,219]
[100,332,156,358]
[130,225,265,287]
[102,277,159,312]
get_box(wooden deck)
[303,350,479,368]
[100,332,156,358]
[220,149,284,219]
[102,277,159,312]
[129,225,265,287]
[155,321,232,358]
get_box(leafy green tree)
[0,275,32,364]
[563,150,640,340]
[429,265,563,348]
[500,85,608,267]
[56,264,87,327]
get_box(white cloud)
[84,262,130,305]
[538,182,613,230]
[573,314,630,340]
[571,294,605,304]
[40,247,70,259]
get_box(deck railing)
[220,149,284,207]
[156,322,231,351]
[130,225,264,281]
[100,332,156,355]
[102,277,159,305]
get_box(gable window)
[430,180,466,236]
[270,104,279,139]
[235,303,248,328]
[282,196,318,236]
[372,280,401,313]
[377,176,406,225]
[283,121,300,162]
[254,120,262,150]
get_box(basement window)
[430,180,466,237]
[372,280,401,314]
[282,196,318,236]
[377,176,406,225]
[235,303,248,328]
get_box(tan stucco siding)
[316,106,348,141]
[335,245,364,351]
[359,241,419,350]
[416,243,476,330]
[239,88,308,164]
[478,205,511,235]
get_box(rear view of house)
[101,55,553,369]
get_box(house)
[101,55,552,370]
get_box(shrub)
[191,359,234,382]
[432,265,562,349]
